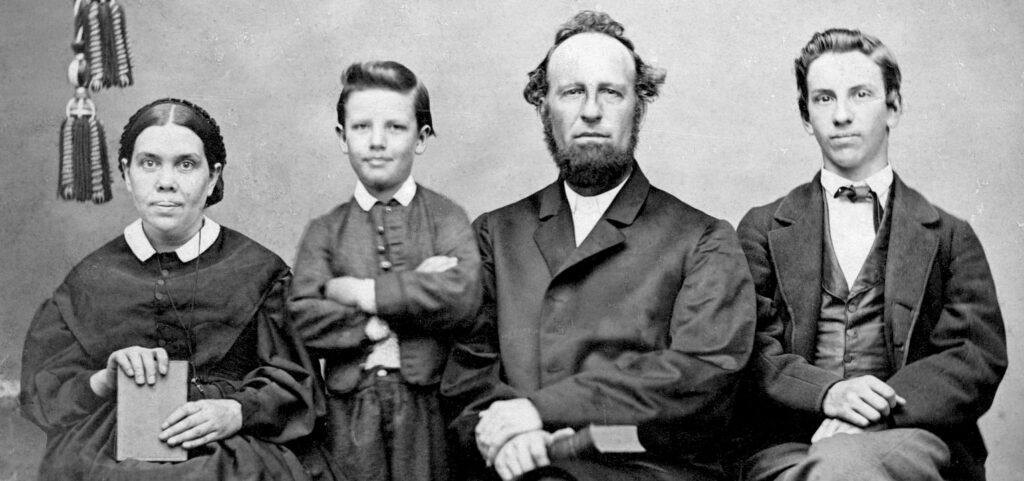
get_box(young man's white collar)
[819,164,894,207]
[124,217,221,263]
[563,176,629,247]
[353,176,417,212]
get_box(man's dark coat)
[442,166,756,478]
[735,173,1007,480]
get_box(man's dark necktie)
[835,185,882,232]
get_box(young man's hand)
[822,375,905,426]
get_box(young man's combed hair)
[794,28,902,122]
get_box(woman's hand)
[89,346,169,398]
[159,399,243,449]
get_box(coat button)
[377,245,386,253]
[376,369,388,377]
[154,292,167,301]
[160,269,170,277]
[846,303,856,313]
[380,260,393,270]
[156,279,165,286]
[377,225,385,234]
[158,339,167,347]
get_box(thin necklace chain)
[156,225,204,394]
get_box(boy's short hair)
[336,61,435,136]
[795,28,902,122]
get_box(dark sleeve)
[19,286,108,435]
[375,201,482,334]
[287,216,371,355]
[737,208,843,415]
[226,273,321,442]
[526,219,756,451]
[440,213,525,453]
[886,220,1007,429]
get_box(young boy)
[288,61,482,481]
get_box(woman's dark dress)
[20,227,323,481]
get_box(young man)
[735,29,1007,481]
[287,61,481,481]
[442,11,755,481]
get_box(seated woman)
[20,98,327,481]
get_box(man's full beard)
[542,108,639,190]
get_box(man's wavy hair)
[523,11,666,115]
[795,28,902,122]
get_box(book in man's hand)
[547,425,647,460]
[116,360,188,462]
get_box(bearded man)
[441,11,755,481]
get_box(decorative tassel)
[109,0,133,87]
[58,92,112,204]
[58,116,75,200]
[90,118,113,202]
[81,0,133,91]
[86,0,106,91]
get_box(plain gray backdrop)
[1,1,1021,479]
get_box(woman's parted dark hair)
[118,98,226,207]
[523,10,666,114]
[795,28,902,122]
[336,61,435,136]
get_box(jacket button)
[377,225,385,234]
[160,269,170,277]
[846,303,856,313]
[380,260,393,270]
[157,339,167,347]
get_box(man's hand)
[491,428,576,480]
[89,346,169,398]
[325,276,376,313]
[416,255,458,273]
[822,375,905,426]
[476,398,543,465]
[811,418,865,444]
[159,399,243,449]
[492,430,550,481]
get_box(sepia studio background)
[1,1,1021,479]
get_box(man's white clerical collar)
[353,176,417,212]
[563,175,629,215]
[124,217,221,263]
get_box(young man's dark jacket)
[733,172,1006,480]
